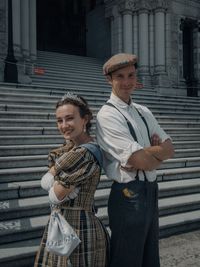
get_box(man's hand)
[151,133,162,146]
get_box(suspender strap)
[134,109,151,142]
[105,102,138,141]
[105,102,150,181]
[80,143,103,169]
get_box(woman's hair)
[56,93,93,133]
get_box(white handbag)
[46,209,81,257]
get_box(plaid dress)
[34,141,110,267]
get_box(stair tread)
[159,210,200,227]
[0,238,40,260]
[159,193,200,208]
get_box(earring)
[83,126,86,133]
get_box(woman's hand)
[49,166,56,176]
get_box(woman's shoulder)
[78,142,103,168]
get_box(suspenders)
[105,102,150,181]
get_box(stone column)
[110,5,123,54]
[12,0,21,59]
[138,9,149,75]
[153,4,170,92]
[18,0,32,83]
[154,8,166,73]
[21,0,30,58]
[132,12,138,56]
[29,0,37,61]
[122,10,133,53]
[149,11,154,75]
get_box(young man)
[96,53,174,267]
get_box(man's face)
[107,65,137,103]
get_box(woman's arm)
[48,166,76,201]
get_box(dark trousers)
[108,180,160,267]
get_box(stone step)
[174,148,200,158]
[0,133,199,146]
[1,196,200,245]
[167,134,200,141]
[0,135,64,145]
[1,111,200,124]
[0,126,59,136]
[159,193,200,216]
[157,115,200,122]
[157,166,200,182]
[0,166,47,183]
[0,208,200,267]
[0,152,199,170]
[34,61,104,74]
[0,175,112,201]
[2,81,200,105]
[166,127,200,135]
[1,103,200,119]
[0,165,200,184]
[0,155,48,168]
[1,185,200,222]
[0,85,110,98]
[0,141,199,157]
[2,85,200,113]
[0,126,199,137]
[160,157,200,169]
[1,117,200,128]
[172,141,200,149]
[0,238,39,267]
[159,178,200,197]
[0,144,59,156]
[159,210,200,238]
[1,91,200,111]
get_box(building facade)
[0,0,200,96]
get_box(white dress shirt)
[96,93,171,183]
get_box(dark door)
[181,18,198,97]
[37,0,86,55]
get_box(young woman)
[34,92,110,267]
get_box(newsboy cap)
[103,53,137,75]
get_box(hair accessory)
[61,92,85,105]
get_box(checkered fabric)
[34,141,110,267]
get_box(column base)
[0,62,5,82]
[138,73,153,88]
[153,73,174,95]
[17,60,32,84]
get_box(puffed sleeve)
[48,142,74,168]
[54,146,100,187]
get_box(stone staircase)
[0,51,200,266]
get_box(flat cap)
[103,53,137,75]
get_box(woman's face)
[56,104,87,144]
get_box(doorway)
[36,0,86,55]
[181,18,198,97]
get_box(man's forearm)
[145,139,174,161]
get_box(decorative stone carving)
[118,0,138,13]
[154,0,170,11]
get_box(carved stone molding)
[154,0,170,11]
[118,0,138,13]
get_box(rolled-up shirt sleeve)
[140,105,171,143]
[96,107,143,166]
